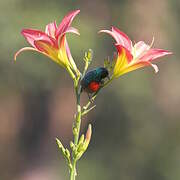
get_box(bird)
[80,67,109,99]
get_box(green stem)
[67,66,76,81]
[103,76,113,87]
[69,55,91,180]
[70,82,81,180]
[70,78,82,180]
[70,159,77,180]
[74,104,81,145]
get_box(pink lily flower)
[100,27,172,78]
[14,10,80,78]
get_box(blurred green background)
[0,0,179,180]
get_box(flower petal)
[112,27,132,51]
[116,44,133,63]
[117,61,158,76]
[55,10,80,39]
[64,37,78,72]
[45,21,57,38]
[99,27,132,52]
[14,47,39,61]
[21,29,56,48]
[34,40,63,66]
[65,27,80,35]
[113,45,132,78]
[134,41,151,59]
[139,49,173,62]
[58,35,73,68]
[149,62,159,73]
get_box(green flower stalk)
[56,49,96,180]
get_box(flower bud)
[84,124,92,150]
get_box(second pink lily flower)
[100,27,172,78]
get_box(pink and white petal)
[55,10,80,39]
[99,29,116,40]
[134,41,150,59]
[113,48,127,77]
[45,21,57,37]
[66,47,76,71]
[140,61,159,73]
[99,27,132,52]
[116,62,147,76]
[21,29,54,47]
[112,27,132,52]
[64,37,78,71]
[99,29,118,41]
[14,47,39,61]
[115,44,133,63]
[34,40,62,64]
[34,39,56,54]
[65,27,80,35]
[149,62,159,73]
[119,61,158,77]
[112,45,134,78]
[139,49,172,62]
[60,27,80,38]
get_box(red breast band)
[88,82,100,92]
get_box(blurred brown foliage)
[0,0,179,180]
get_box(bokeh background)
[0,0,179,179]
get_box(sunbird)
[80,67,109,98]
